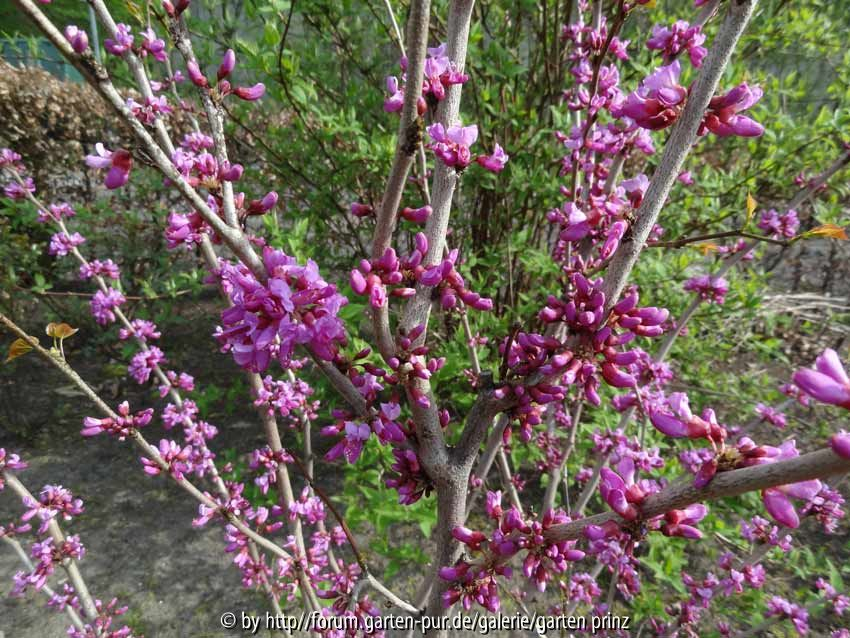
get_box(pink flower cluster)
[683,274,729,304]
[186,48,265,101]
[82,401,154,440]
[384,42,468,113]
[646,20,707,67]
[440,492,585,612]
[216,247,348,371]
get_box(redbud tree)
[2,0,850,636]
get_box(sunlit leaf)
[803,224,848,240]
[46,322,79,339]
[5,338,33,363]
[745,192,757,227]
[694,242,720,255]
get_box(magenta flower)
[4,177,35,200]
[699,83,764,138]
[761,442,822,528]
[141,439,191,480]
[400,204,432,223]
[683,274,729,304]
[792,348,850,409]
[831,431,850,459]
[350,201,373,217]
[127,95,172,124]
[385,448,431,505]
[186,59,208,88]
[90,287,126,325]
[128,347,167,384]
[37,202,76,223]
[64,25,88,53]
[118,319,161,342]
[139,27,167,61]
[615,61,688,130]
[766,596,810,634]
[21,485,84,534]
[104,23,133,56]
[649,392,717,440]
[233,83,266,101]
[0,148,23,169]
[0,449,28,490]
[165,211,209,248]
[661,504,708,539]
[621,174,650,207]
[85,143,133,189]
[754,403,787,429]
[82,401,153,439]
[217,247,348,371]
[599,457,645,521]
[427,122,478,170]
[79,258,120,281]
[758,208,799,238]
[475,143,510,173]
[646,21,707,68]
[383,76,405,112]
[48,231,86,257]
[600,220,628,260]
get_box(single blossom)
[104,23,133,56]
[699,83,765,138]
[85,143,133,189]
[615,61,688,130]
[761,441,822,528]
[792,348,850,409]
[427,123,478,170]
[139,27,167,61]
[475,144,510,173]
[64,25,89,53]
[0,449,28,490]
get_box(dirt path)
[0,419,280,638]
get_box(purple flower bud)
[64,25,89,53]
[234,83,266,101]
[600,220,628,260]
[650,410,689,438]
[401,205,432,224]
[217,49,236,80]
[218,162,243,182]
[831,432,850,459]
[350,269,367,295]
[762,488,799,528]
[792,349,850,409]
[601,362,635,388]
[187,60,208,88]
[350,202,373,217]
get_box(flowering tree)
[2,0,850,636]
